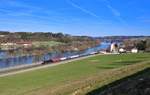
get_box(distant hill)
[0,31,94,43]
[94,36,150,42]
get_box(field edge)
[52,61,150,95]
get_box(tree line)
[0,31,95,43]
[0,31,100,56]
[123,38,150,52]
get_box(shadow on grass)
[113,60,143,65]
[86,68,150,95]
[96,60,143,70]
[96,66,116,69]
[136,56,149,59]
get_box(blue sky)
[0,0,150,36]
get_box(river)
[0,42,110,69]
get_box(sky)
[0,0,150,36]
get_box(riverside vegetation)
[0,31,100,56]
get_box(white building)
[0,43,17,50]
[119,48,126,53]
[110,43,119,53]
[16,42,32,48]
[0,35,6,37]
[131,48,138,53]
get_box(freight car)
[41,51,99,65]
[50,57,61,63]
[42,59,51,64]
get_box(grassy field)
[32,41,63,47]
[0,53,150,95]
[87,68,150,95]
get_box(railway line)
[0,52,109,77]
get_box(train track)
[0,53,107,77]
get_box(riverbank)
[0,53,102,77]
[0,42,109,69]
[0,53,149,95]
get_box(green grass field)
[0,53,150,95]
[32,41,63,47]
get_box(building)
[110,43,119,53]
[16,42,32,48]
[131,48,138,53]
[119,48,126,53]
[0,35,6,37]
[0,43,18,50]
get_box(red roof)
[50,57,61,62]
[16,42,32,44]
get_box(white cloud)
[106,5,120,17]
[66,0,100,19]
[101,0,126,24]
[0,1,67,24]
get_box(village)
[0,0,150,95]
[0,33,149,95]
[107,42,138,54]
[0,42,32,50]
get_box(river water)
[0,42,110,69]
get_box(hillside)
[0,53,149,95]
[87,68,150,95]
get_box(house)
[0,43,17,50]
[131,48,138,53]
[0,35,6,37]
[16,42,32,48]
[119,48,126,53]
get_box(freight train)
[42,51,99,64]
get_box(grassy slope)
[0,53,150,95]
[87,68,150,95]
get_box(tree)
[146,39,150,52]
[136,40,146,51]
